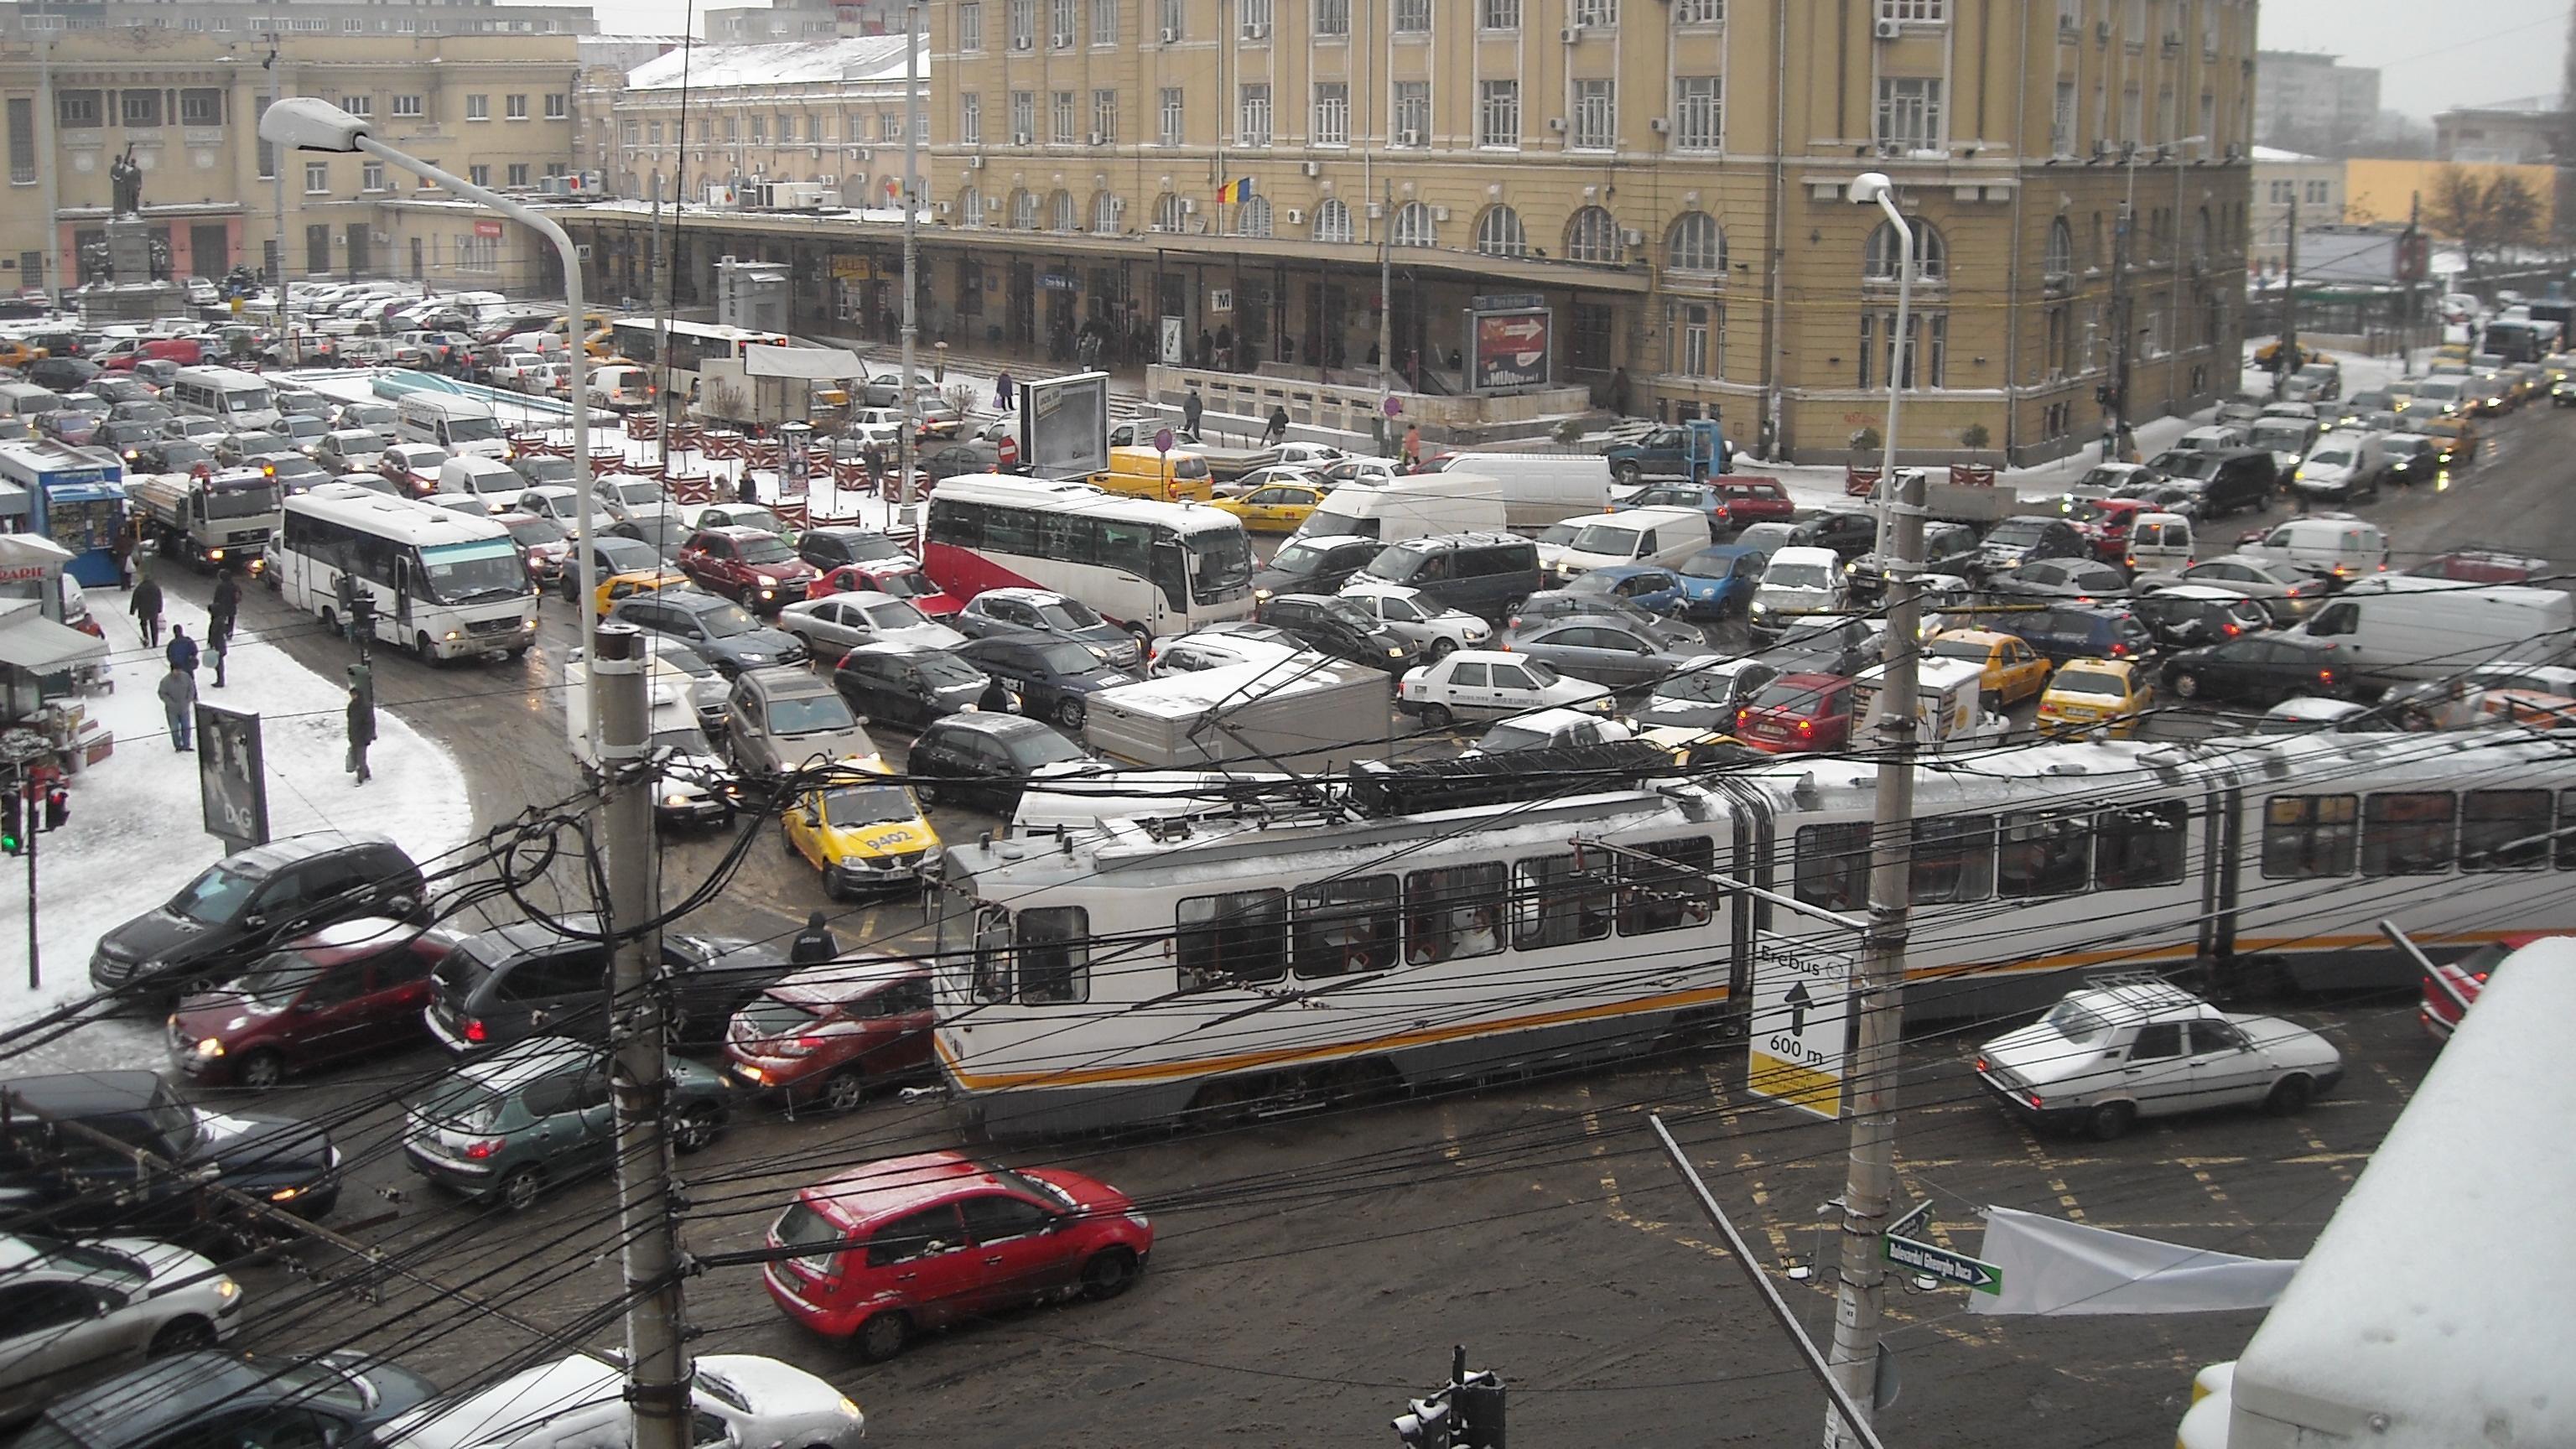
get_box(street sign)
[1153,426,1174,454]
[1746,935,1852,1120]
[1883,1233,2003,1296]
[1888,1201,1933,1239]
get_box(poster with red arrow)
[1469,308,1552,391]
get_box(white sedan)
[777,590,968,657]
[1976,980,2343,1141]
[1396,648,1615,729]
[1336,582,1491,657]
[0,1233,245,1420]
[1465,707,1638,756]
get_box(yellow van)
[1090,444,1213,501]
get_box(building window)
[1877,77,1942,148]
[8,99,34,184]
[304,160,330,193]
[1480,0,1519,27]
[1571,0,1615,26]
[1314,0,1349,34]
[545,93,569,121]
[393,94,423,119]
[2045,216,2073,278]
[1572,78,1615,150]
[1390,200,1436,247]
[1877,0,1943,19]
[958,184,984,224]
[958,1,984,49]
[1091,191,1122,232]
[1092,0,1119,44]
[2303,179,2329,205]
[1158,87,1183,146]
[1052,91,1077,143]
[1049,188,1078,231]
[1566,205,1622,262]
[1315,197,1353,242]
[1010,187,1038,227]
[1474,205,1526,257]
[1236,194,1273,236]
[1392,0,1430,32]
[1092,91,1119,143]
[465,94,490,122]
[361,160,385,190]
[1160,0,1184,38]
[469,163,491,187]
[1153,191,1187,231]
[749,114,766,143]
[1238,85,1271,146]
[506,162,528,186]
[649,120,664,144]
[1668,301,1722,377]
[1571,302,1613,371]
[1864,220,1946,282]
[1313,83,1349,145]
[1393,81,1429,145]
[1665,211,1722,273]
[2267,179,2293,205]
[962,94,982,145]
[2053,80,2075,154]
[1010,91,1034,141]
[179,89,223,127]
[57,91,101,129]
[1673,0,1719,22]
[1051,0,1077,44]
[2121,86,2141,142]
[1672,76,1721,150]
[1477,80,1519,148]
[121,90,163,127]
[1858,309,1946,389]
[1240,0,1272,35]
[1009,0,1035,46]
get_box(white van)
[586,363,654,413]
[1541,505,1714,581]
[2123,512,2195,574]
[1288,473,1508,546]
[2295,578,2576,688]
[437,455,527,508]
[395,392,509,459]
[1428,451,1614,528]
[168,365,281,432]
[1748,545,1850,639]
[0,382,63,426]
[2239,514,2389,579]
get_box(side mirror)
[242,914,268,932]
[529,1010,551,1027]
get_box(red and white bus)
[921,476,1254,641]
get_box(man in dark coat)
[789,910,840,963]
[345,667,377,784]
[130,575,164,648]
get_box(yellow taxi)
[1213,480,1327,532]
[1924,628,2052,706]
[782,758,942,899]
[0,340,41,370]
[2418,414,2479,469]
[593,568,693,619]
[1090,444,1214,501]
[2038,657,2153,737]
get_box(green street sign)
[1883,1233,2002,1296]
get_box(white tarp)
[742,345,862,381]
[1969,1206,2299,1317]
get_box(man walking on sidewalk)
[130,574,164,649]
[158,662,195,751]
[345,666,376,784]
[166,625,199,677]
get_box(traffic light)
[1390,1391,1451,1448]
[1452,1372,1506,1449]
[41,784,68,833]
[0,787,19,856]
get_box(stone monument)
[78,146,184,324]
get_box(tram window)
[2361,792,2455,876]
[1404,864,1507,965]
[1998,810,2090,897]
[1513,854,1614,949]
[2560,789,2576,870]
[1176,889,1288,992]
[1016,906,1089,1004]
[1793,824,1870,913]
[1617,837,1716,936]
[2261,794,2355,879]
[973,906,1012,1003]
[1910,815,1993,904]
[2461,790,2551,871]
[1292,876,1400,977]
[2096,802,2189,890]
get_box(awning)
[0,480,27,517]
[0,612,110,673]
[742,344,865,381]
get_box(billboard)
[1018,371,1111,482]
[1467,308,1551,392]
[195,703,270,854]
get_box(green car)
[402,1037,730,1211]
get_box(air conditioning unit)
[574,243,592,259]
[1547,117,1566,132]
[1648,117,1669,134]
[1285,207,1303,223]
[1088,131,1104,145]
[1366,200,1384,219]
[988,195,1001,210]
[1559,24,1581,40]
[809,144,822,157]
[1240,21,1265,38]
[2094,18,2110,42]
[1431,205,1449,221]
[1621,227,1643,247]
[2057,12,2076,33]
[1182,196,1197,212]
[966,154,985,169]
[2161,29,2180,49]
[1872,17,1902,39]
[1013,131,1032,144]
[1158,24,1177,41]
[1398,127,1421,146]
[936,200,952,214]
[1010,34,1032,48]
[1302,159,1320,177]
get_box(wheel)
[821,1070,867,1113]
[318,605,337,632]
[2263,1074,2314,1116]
[853,1310,912,1363]
[2085,1100,2136,1142]
[499,1166,543,1212]
[1427,636,1457,660]
[1079,1247,1140,1301]
[414,631,439,666]
[2172,671,2202,701]
[237,1049,286,1091]
[1420,703,1453,730]
[1613,460,1642,486]
[670,1102,723,1154]
[148,1317,218,1358]
[915,778,944,806]
[1055,698,1085,730]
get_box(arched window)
[1476,205,1528,257]
[2044,217,2073,276]
[1090,191,1123,235]
[1008,188,1038,229]
[2196,206,2213,259]
[1565,205,1623,263]
[1862,220,1945,282]
[1048,189,1078,231]
[1314,197,1353,243]
[1152,192,1187,233]
[1390,200,1436,247]
[1236,195,1273,237]
[957,185,982,226]
[1665,211,1723,273]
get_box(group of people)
[132,562,376,782]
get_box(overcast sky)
[584,0,2571,120]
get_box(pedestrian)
[862,439,886,493]
[736,468,758,506]
[978,673,1016,714]
[789,909,840,964]
[206,608,231,688]
[1197,329,1214,370]
[1264,404,1290,448]
[209,567,241,640]
[158,662,195,752]
[166,624,199,676]
[1182,387,1204,439]
[1401,423,1422,471]
[1610,366,1633,417]
[112,524,134,591]
[995,369,1015,412]
[344,667,376,784]
[129,574,164,649]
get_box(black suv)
[832,641,995,731]
[956,633,1139,731]
[1988,603,2158,665]
[1783,509,1879,561]
[0,1071,342,1233]
[425,916,787,1055]
[90,834,424,1002]
[1253,535,1385,603]
[797,526,914,574]
[15,1353,439,1449]
[1848,521,1984,602]
[2152,447,2278,518]
[1972,515,2088,575]
[909,714,1101,813]
[1256,595,1420,673]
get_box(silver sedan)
[776,590,968,657]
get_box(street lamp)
[1850,171,1909,480]
[257,97,598,738]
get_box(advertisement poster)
[195,704,270,853]
[1469,309,1551,391]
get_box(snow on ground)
[0,586,472,1066]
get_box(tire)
[2085,1100,2136,1142]
[2172,671,2203,701]
[916,778,944,807]
[1427,637,1456,660]
[853,1311,912,1363]
[148,1317,218,1358]
[414,631,439,666]
[1420,703,1453,730]
[1055,698,1085,730]
[1079,1247,1140,1301]
[822,1070,867,1113]
[670,1102,723,1154]
[2263,1074,2314,1116]
[1613,460,1642,486]
[237,1049,286,1091]
[500,1166,543,1212]
[318,605,337,632]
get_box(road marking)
[1438,1103,1465,1164]
[2017,1135,2088,1221]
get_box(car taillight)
[464,1018,487,1042]
[2025,1092,2045,1109]
[774,1034,825,1058]
[2320,670,2334,683]
[461,1139,501,1160]
[1798,719,1815,736]
[1975,1056,1988,1073]
[2111,643,2130,657]
[2224,623,2241,636]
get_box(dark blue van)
[1988,603,2157,664]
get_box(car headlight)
[1253,588,1273,601]
[837,1397,865,1420]
[216,1278,241,1301]
[756,574,776,587]
[1386,646,1405,657]
[195,1036,225,1057]
[1750,601,1767,615]
[269,1185,304,1202]
[1088,644,1113,660]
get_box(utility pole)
[1375,179,1394,455]
[268,33,288,343]
[2107,194,2132,459]
[34,3,56,310]
[595,621,691,1449]
[897,2,921,513]
[2276,193,2299,399]
[649,170,671,463]
[2403,191,2422,374]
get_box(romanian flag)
[1215,177,1255,205]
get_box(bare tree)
[2425,166,2548,277]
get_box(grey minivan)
[1348,532,1543,620]
[724,666,875,776]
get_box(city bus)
[275,486,538,662]
[606,319,791,397]
[921,476,1254,641]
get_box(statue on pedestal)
[80,236,112,283]
[110,146,143,217]
[148,235,172,282]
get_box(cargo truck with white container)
[125,466,283,572]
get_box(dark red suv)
[1716,478,1795,529]
[677,525,820,612]
[722,957,935,1109]
[167,917,449,1088]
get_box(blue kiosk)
[0,439,127,587]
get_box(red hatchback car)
[722,957,936,1109]
[677,525,821,612]
[1734,672,1855,754]
[805,559,961,615]
[166,917,449,1088]
[765,1150,1154,1361]
[1716,478,1795,529]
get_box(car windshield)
[656,643,715,677]
[731,508,787,535]
[693,602,761,637]
[222,387,270,413]
[205,480,280,518]
[2163,454,2225,479]
[1187,529,1254,596]
[1300,509,1374,539]
[1009,726,1092,765]
[614,480,662,506]
[1926,637,1996,662]
[1271,541,1342,574]
[840,533,907,562]
[418,538,530,605]
[1514,658,1564,687]
[774,1201,846,1273]
[767,693,858,735]
[870,568,939,600]
[284,416,326,438]
[1567,522,1644,556]
[1036,597,1104,630]
[2054,667,2127,698]
[1536,522,1582,546]
[517,458,575,484]
[1478,723,1554,752]
[820,784,917,828]
[506,515,567,547]
[2041,997,2115,1045]
[442,415,504,441]
[2309,449,2355,467]
[1320,598,1379,630]
[1987,522,2047,546]
[861,601,930,631]
[2059,498,2109,522]
[171,863,261,924]
[1763,563,1831,590]
[1661,668,1743,704]
[1031,641,1103,675]
[1751,678,1828,711]
[231,954,325,1007]
[735,534,796,565]
[599,540,660,574]
[412,1076,509,1133]
[333,429,384,452]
